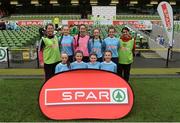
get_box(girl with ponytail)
[88,28,104,62]
[73,24,90,62]
[59,25,74,62]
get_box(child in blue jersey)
[88,28,103,62]
[87,53,100,69]
[100,50,117,73]
[70,50,87,70]
[103,26,120,65]
[55,52,70,73]
[59,26,74,62]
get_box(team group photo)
[0,0,180,122]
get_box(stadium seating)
[174,23,180,32]
[115,15,160,20]
[9,15,81,20]
[91,25,147,48]
[0,25,40,48]
[0,24,148,49]
[9,14,161,21]
[88,15,160,20]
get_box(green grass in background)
[0,68,180,75]
[0,78,180,122]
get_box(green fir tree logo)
[112,89,126,102]
[0,48,6,60]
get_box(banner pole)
[170,26,174,59]
[7,48,10,68]
[157,1,174,68]
[166,47,170,68]
[166,28,174,68]
[36,47,40,69]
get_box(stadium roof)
[0,0,179,6]
[0,0,180,14]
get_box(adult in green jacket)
[118,27,136,82]
[38,23,61,81]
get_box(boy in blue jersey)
[55,52,70,73]
[59,26,74,62]
[87,53,100,69]
[70,50,87,70]
[88,28,103,62]
[100,50,117,73]
[103,26,120,65]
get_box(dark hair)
[45,23,54,30]
[76,32,80,47]
[89,52,98,59]
[108,26,116,33]
[103,50,112,61]
[59,25,69,47]
[121,27,130,33]
[76,24,87,47]
[45,23,55,37]
[104,50,112,55]
[92,36,102,45]
[59,33,64,48]
[61,52,70,68]
[74,50,84,57]
[79,24,87,30]
[57,27,62,31]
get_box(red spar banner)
[68,20,94,26]
[161,3,171,28]
[17,20,44,26]
[113,20,152,30]
[39,70,134,120]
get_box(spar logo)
[45,88,128,105]
[161,3,171,31]
[0,48,6,60]
[39,70,134,120]
[167,27,172,32]
[112,89,126,102]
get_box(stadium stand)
[116,15,160,20]
[0,23,147,49]
[88,15,160,20]
[174,22,180,32]
[8,15,81,20]
[0,25,39,48]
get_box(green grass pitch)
[0,78,180,122]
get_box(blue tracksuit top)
[55,63,70,73]
[100,61,117,73]
[70,61,87,70]
[88,38,104,58]
[87,62,100,69]
[103,37,120,58]
[60,35,74,56]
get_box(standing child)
[103,26,120,65]
[55,53,70,73]
[87,53,100,69]
[88,28,103,62]
[59,25,74,62]
[73,24,90,62]
[100,50,117,73]
[70,50,87,70]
